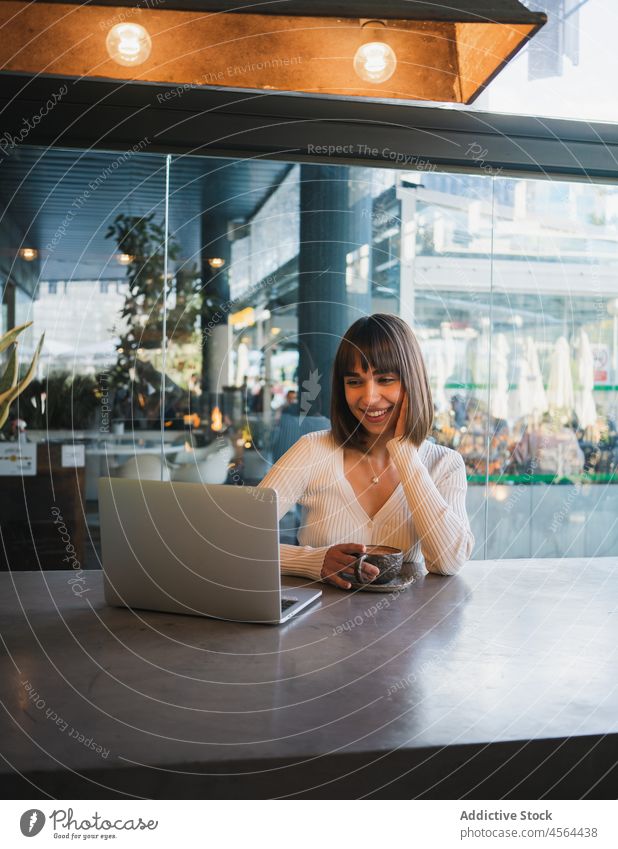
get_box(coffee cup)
[350,545,404,585]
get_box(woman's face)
[344,358,404,436]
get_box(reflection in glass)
[487,176,618,557]
[2,145,617,571]
[454,0,617,124]
[0,146,168,570]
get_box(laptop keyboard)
[281,597,298,611]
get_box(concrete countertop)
[0,559,616,798]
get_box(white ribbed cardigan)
[257,429,474,581]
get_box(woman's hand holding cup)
[321,543,380,590]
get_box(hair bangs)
[340,319,403,378]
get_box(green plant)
[16,372,99,430]
[0,322,45,428]
[105,213,201,405]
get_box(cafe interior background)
[1,0,617,574]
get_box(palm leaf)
[0,333,45,428]
[0,344,17,394]
[0,321,32,354]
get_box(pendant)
[371,476,379,485]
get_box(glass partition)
[486,175,618,557]
[0,146,168,570]
[2,145,617,570]
[399,172,494,560]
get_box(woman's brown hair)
[330,313,433,450]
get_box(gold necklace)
[365,453,391,486]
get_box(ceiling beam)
[1,74,617,181]
[30,1,547,23]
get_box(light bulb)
[19,247,38,261]
[106,23,151,67]
[208,257,225,269]
[354,41,397,84]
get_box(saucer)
[346,562,420,593]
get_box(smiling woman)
[257,314,474,588]
[332,312,433,450]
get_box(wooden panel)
[0,1,532,104]
[455,21,539,103]
[0,443,86,570]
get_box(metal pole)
[160,154,171,480]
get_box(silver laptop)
[98,477,322,625]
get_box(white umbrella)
[574,329,597,429]
[429,327,457,413]
[469,329,507,417]
[510,337,550,423]
[489,333,510,420]
[508,338,530,421]
[472,329,490,389]
[442,324,456,401]
[431,344,448,412]
[547,336,574,413]
[525,336,548,420]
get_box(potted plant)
[105,213,202,424]
[15,372,100,432]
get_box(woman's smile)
[361,405,394,424]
